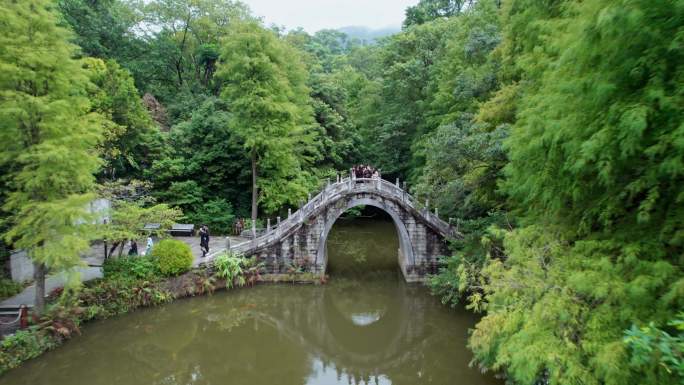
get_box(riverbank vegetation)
[0,0,682,384]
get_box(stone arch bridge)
[210,177,459,282]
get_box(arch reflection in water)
[0,218,501,385]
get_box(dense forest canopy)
[0,0,682,383]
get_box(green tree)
[147,97,252,223]
[84,58,164,180]
[404,0,476,27]
[284,29,365,172]
[412,1,509,307]
[216,22,319,230]
[308,72,361,171]
[352,18,457,179]
[134,0,253,95]
[0,0,103,313]
[101,201,182,258]
[467,1,684,384]
[58,0,141,59]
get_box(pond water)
[2,212,501,385]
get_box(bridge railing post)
[266,218,271,234]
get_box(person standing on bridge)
[199,224,210,258]
[235,218,244,235]
[364,165,372,178]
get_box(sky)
[240,0,420,33]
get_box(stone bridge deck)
[208,177,459,281]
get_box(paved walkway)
[2,235,247,307]
[0,267,102,306]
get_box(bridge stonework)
[221,178,458,282]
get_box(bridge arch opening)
[324,206,398,275]
[316,198,415,280]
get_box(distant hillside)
[337,25,401,43]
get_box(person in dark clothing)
[199,225,210,258]
[128,240,138,256]
[363,165,372,178]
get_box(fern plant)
[213,252,246,288]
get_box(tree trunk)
[33,261,46,315]
[109,241,120,258]
[251,149,258,238]
[118,240,126,257]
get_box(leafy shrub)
[213,252,245,288]
[0,278,23,300]
[103,256,161,281]
[150,239,193,276]
[79,278,172,318]
[0,328,58,374]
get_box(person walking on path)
[200,225,210,258]
[128,240,138,256]
[145,235,153,256]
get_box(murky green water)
[2,214,501,385]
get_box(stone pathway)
[2,235,248,307]
[0,267,102,307]
[180,235,247,265]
